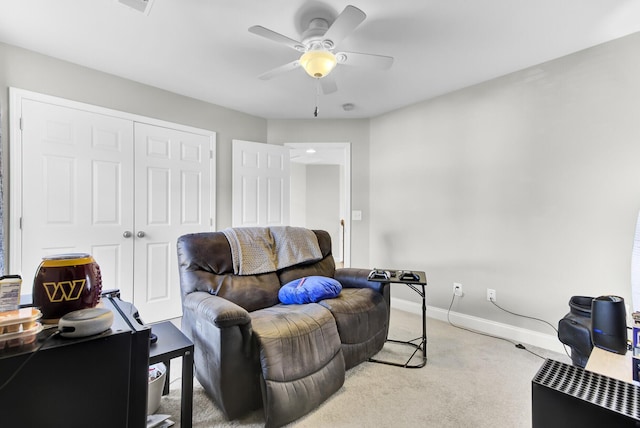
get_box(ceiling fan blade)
[249,25,305,51]
[323,5,366,47]
[320,74,338,94]
[258,60,301,80]
[336,51,394,70]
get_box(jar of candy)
[32,253,102,323]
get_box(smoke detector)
[117,0,155,15]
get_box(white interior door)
[133,123,213,321]
[19,99,136,298]
[232,140,290,227]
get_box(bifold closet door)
[20,99,136,299]
[19,100,213,322]
[133,122,212,321]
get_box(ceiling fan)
[249,5,394,94]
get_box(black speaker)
[591,295,627,354]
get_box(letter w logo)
[42,280,86,302]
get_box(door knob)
[123,231,132,238]
[137,231,146,238]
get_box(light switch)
[352,210,362,221]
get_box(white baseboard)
[391,297,567,355]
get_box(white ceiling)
[1,0,640,120]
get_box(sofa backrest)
[177,229,335,312]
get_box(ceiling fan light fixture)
[299,50,337,78]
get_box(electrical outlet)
[453,282,463,297]
[487,288,496,302]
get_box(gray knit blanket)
[221,226,323,275]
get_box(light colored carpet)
[157,309,570,427]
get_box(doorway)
[284,142,351,268]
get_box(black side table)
[149,321,194,428]
[368,269,428,368]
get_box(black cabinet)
[0,297,150,428]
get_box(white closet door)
[14,91,215,323]
[133,123,212,321]
[232,139,290,227]
[20,99,135,298]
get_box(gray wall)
[289,162,307,227]
[0,41,268,257]
[289,163,342,258]
[267,119,370,267]
[369,32,640,332]
[306,164,341,258]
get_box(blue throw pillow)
[278,276,342,304]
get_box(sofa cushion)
[250,304,345,427]
[277,254,336,285]
[177,229,331,279]
[278,276,342,304]
[318,288,388,369]
[214,273,281,312]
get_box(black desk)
[149,321,194,428]
[368,269,428,368]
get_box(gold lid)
[40,253,95,267]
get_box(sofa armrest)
[335,267,388,294]
[182,291,251,328]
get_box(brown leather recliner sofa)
[177,227,390,427]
